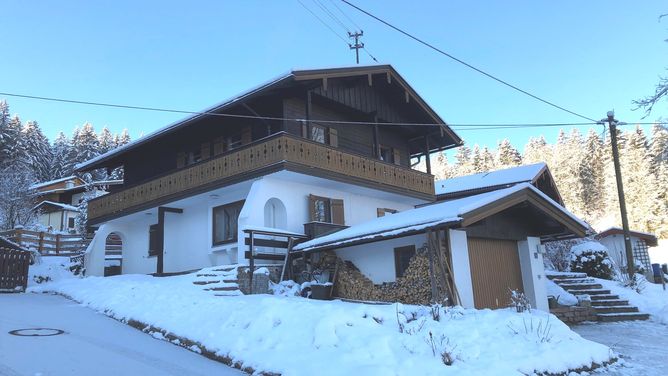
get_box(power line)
[340,0,599,123]
[328,0,363,30]
[297,0,349,46]
[2,91,662,131]
[312,0,350,33]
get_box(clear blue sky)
[1,1,667,150]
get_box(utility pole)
[603,111,635,283]
[348,30,364,64]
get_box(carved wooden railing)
[88,133,435,222]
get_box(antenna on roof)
[348,30,364,64]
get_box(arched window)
[264,198,287,230]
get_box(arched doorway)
[104,232,123,276]
[264,198,287,230]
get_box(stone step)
[591,299,630,306]
[212,267,237,272]
[193,279,238,285]
[213,291,244,297]
[590,294,621,301]
[597,312,650,322]
[593,306,639,314]
[559,283,603,290]
[567,289,611,295]
[547,273,587,280]
[196,273,219,277]
[553,278,595,284]
[204,286,240,292]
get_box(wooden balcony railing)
[87,133,435,223]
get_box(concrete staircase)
[192,265,243,296]
[548,273,649,322]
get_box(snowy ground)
[0,293,242,376]
[28,273,615,376]
[574,321,668,375]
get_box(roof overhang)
[595,228,658,247]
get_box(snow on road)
[0,293,242,376]
[573,321,668,375]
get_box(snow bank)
[545,279,578,306]
[570,241,608,256]
[28,256,80,286]
[30,274,614,375]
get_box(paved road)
[573,320,668,375]
[0,293,243,376]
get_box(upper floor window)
[377,208,398,217]
[302,123,338,147]
[308,194,344,225]
[310,124,327,144]
[379,145,401,165]
[212,200,245,245]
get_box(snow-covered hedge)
[30,274,614,375]
[570,242,614,280]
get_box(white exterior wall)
[598,235,645,268]
[86,171,424,276]
[38,210,78,232]
[448,229,474,309]
[517,237,548,312]
[335,234,427,284]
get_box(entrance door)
[467,237,523,309]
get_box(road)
[0,293,243,376]
[573,320,668,375]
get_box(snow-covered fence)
[0,247,30,292]
[0,229,89,255]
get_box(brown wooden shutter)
[392,148,401,165]
[328,128,338,147]
[308,194,317,222]
[331,199,344,225]
[213,137,224,156]
[201,142,211,160]
[176,151,186,168]
[377,208,385,217]
[241,126,252,144]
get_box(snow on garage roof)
[295,183,586,252]
[436,163,547,196]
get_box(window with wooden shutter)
[331,199,344,225]
[241,126,252,145]
[176,152,186,169]
[201,142,211,160]
[213,137,224,156]
[148,224,160,257]
[328,128,338,147]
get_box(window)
[394,245,416,278]
[212,200,245,245]
[379,146,394,163]
[310,124,327,144]
[148,224,160,257]
[67,217,75,229]
[308,194,344,225]
[226,133,243,151]
[377,208,398,217]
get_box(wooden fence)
[0,229,89,255]
[0,247,30,292]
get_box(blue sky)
[1,1,667,150]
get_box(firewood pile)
[330,248,433,305]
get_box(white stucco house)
[78,65,587,311]
[595,227,659,274]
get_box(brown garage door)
[468,237,524,309]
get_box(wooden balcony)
[87,133,435,224]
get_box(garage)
[467,237,524,309]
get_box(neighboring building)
[596,227,659,274]
[78,65,587,311]
[31,176,120,233]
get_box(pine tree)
[453,145,473,176]
[496,139,521,167]
[622,126,657,232]
[578,129,605,221]
[523,136,552,165]
[481,146,496,171]
[50,132,74,179]
[22,121,53,182]
[115,129,131,147]
[98,126,115,154]
[0,115,28,168]
[471,145,483,173]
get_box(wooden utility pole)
[348,30,364,64]
[604,111,635,283]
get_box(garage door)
[467,237,524,309]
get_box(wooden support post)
[373,115,380,159]
[38,232,44,254]
[426,230,438,303]
[280,237,294,282]
[15,229,22,248]
[424,136,432,175]
[55,234,60,255]
[249,231,255,294]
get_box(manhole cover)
[8,328,65,337]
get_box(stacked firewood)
[332,248,432,305]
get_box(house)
[595,227,659,275]
[77,65,587,311]
[296,165,587,311]
[31,176,121,233]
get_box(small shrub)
[509,289,531,313]
[570,249,614,279]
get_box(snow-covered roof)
[295,183,586,252]
[34,201,79,212]
[436,163,547,196]
[596,227,658,247]
[29,176,81,190]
